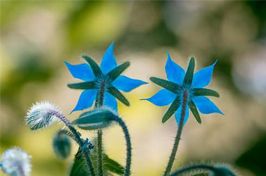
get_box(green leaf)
[67,81,96,89]
[107,61,130,81]
[103,154,124,175]
[70,149,90,176]
[162,96,181,123]
[189,100,201,124]
[72,108,117,129]
[108,86,130,106]
[192,88,219,97]
[82,55,102,77]
[183,57,195,86]
[150,77,181,93]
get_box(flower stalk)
[95,80,105,176]
[97,129,103,176]
[163,90,188,176]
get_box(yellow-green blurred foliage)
[1,1,266,176]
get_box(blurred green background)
[1,1,266,176]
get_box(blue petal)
[175,104,189,125]
[165,53,185,84]
[100,43,117,74]
[145,89,176,106]
[65,61,94,81]
[192,96,223,114]
[192,61,217,88]
[104,92,118,111]
[113,75,147,92]
[72,90,97,112]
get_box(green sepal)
[108,86,130,106]
[150,77,182,93]
[189,100,201,124]
[72,108,117,128]
[82,55,102,77]
[192,88,220,97]
[67,81,96,89]
[183,57,195,86]
[162,96,181,123]
[107,61,130,81]
[53,130,71,159]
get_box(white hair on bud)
[25,101,62,130]
[0,147,31,176]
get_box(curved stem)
[163,91,188,176]
[114,116,132,176]
[53,112,95,176]
[169,164,237,176]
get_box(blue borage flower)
[146,54,223,125]
[65,43,147,112]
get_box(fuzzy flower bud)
[0,147,31,176]
[53,131,71,159]
[26,102,62,130]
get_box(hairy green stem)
[113,116,132,176]
[169,164,237,176]
[95,80,105,176]
[53,112,95,176]
[163,91,188,176]
[97,130,103,176]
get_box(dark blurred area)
[0,1,266,176]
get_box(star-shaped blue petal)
[100,42,117,74]
[66,43,147,112]
[165,53,185,84]
[113,76,147,92]
[192,61,217,88]
[64,62,94,81]
[145,89,176,106]
[146,55,223,125]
